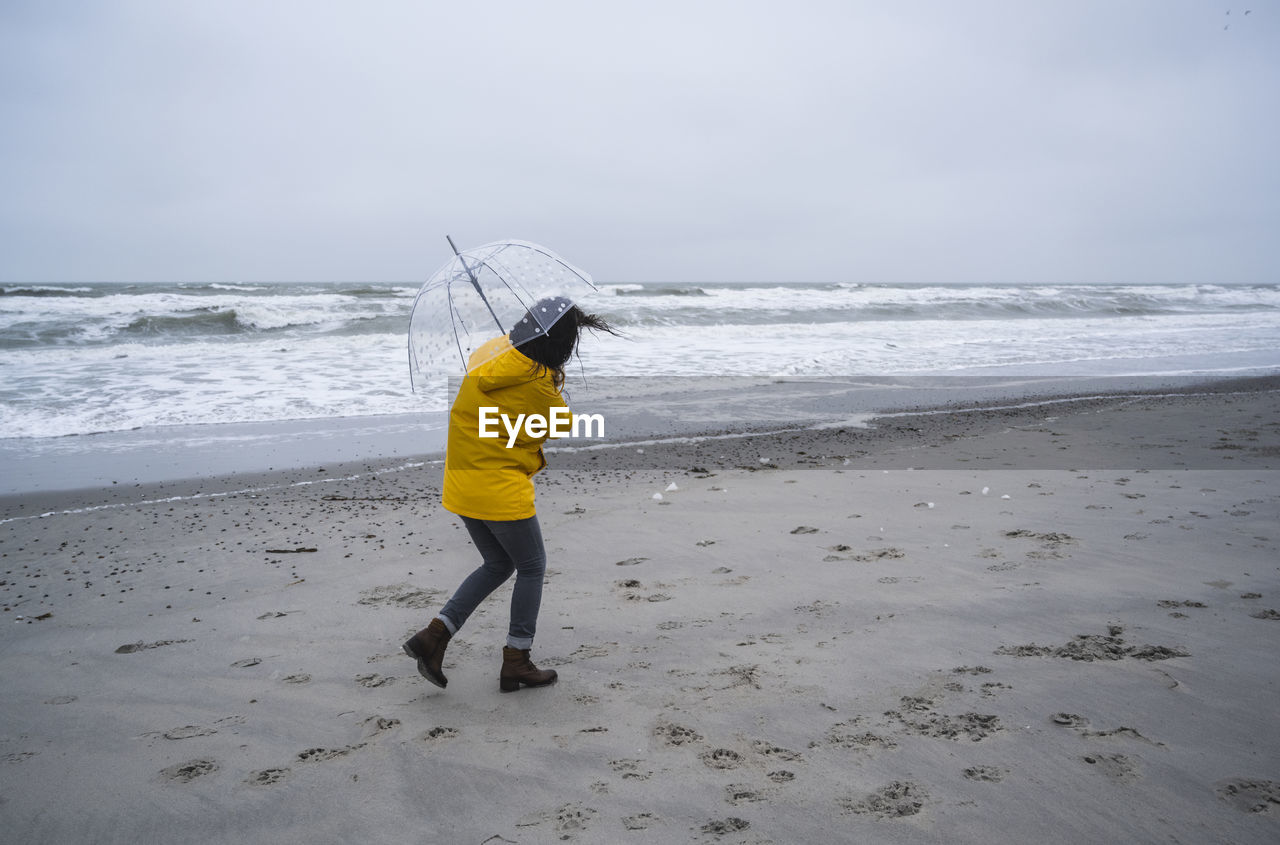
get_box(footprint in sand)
[159,758,218,783]
[355,673,394,688]
[1082,753,1139,782]
[842,781,927,818]
[615,578,673,602]
[356,583,441,609]
[715,664,762,690]
[996,626,1189,662]
[1080,726,1164,746]
[826,721,898,751]
[246,767,291,786]
[610,758,653,780]
[622,812,657,830]
[420,726,458,741]
[885,699,1002,742]
[1004,530,1076,560]
[794,599,837,617]
[700,748,744,770]
[1051,713,1089,728]
[296,744,364,763]
[852,547,905,562]
[1214,779,1280,814]
[752,740,802,762]
[963,765,1007,782]
[700,817,750,835]
[515,803,598,838]
[361,716,400,737]
[655,723,703,747]
[115,639,192,654]
[571,643,614,659]
[972,681,1013,701]
[163,725,217,740]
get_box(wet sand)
[1,380,1278,843]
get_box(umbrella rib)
[448,234,504,333]
[446,285,467,373]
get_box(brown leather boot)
[403,618,451,688]
[500,646,558,693]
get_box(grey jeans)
[438,515,546,650]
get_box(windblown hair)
[514,304,619,389]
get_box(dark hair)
[514,303,618,389]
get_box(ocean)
[2,280,1279,493]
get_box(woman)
[404,297,616,692]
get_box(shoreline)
[3,373,1276,523]
[5,371,1278,498]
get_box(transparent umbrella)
[407,238,598,392]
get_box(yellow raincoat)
[442,335,567,521]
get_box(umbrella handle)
[447,235,504,334]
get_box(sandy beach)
[2,380,1278,843]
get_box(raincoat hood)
[467,334,545,393]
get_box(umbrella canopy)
[407,239,597,391]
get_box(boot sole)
[403,642,447,689]
[499,674,558,693]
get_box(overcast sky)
[1,1,1276,284]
